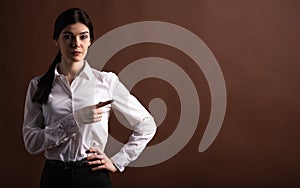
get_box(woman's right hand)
[73,105,102,125]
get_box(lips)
[72,51,81,56]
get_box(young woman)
[22,8,156,188]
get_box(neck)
[58,60,85,83]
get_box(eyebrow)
[62,31,89,35]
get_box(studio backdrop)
[1,0,299,187]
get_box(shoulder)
[24,76,42,99]
[85,62,120,86]
[91,68,119,85]
[27,76,41,89]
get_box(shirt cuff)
[60,114,80,135]
[110,154,128,172]
[45,114,79,150]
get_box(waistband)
[46,158,88,169]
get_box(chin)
[71,57,84,62]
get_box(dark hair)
[32,8,94,104]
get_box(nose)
[71,37,80,48]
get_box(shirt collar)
[54,60,93,80]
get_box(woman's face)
[55,23,91,63]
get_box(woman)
[23,8,156,188]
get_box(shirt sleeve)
[22,78,80,155]
[108,73,157,172]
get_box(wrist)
[112,163,118,172]
[109,158,119,172]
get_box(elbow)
[24,143,42,155]
[26,148,41,156]
[149,121,157,135]
[23,132,44,155]
[149,116,158,132]
[143,116,157,137]
[23,139,44,155]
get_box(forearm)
[23,113,80,155]
[110,117,157,172]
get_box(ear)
[54,40,59,47]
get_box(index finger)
[86,148,104,155]
[96,100,114,108]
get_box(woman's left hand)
[86,148,118,173]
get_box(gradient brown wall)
[1,0,300,187]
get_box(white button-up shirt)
[22,61,157,172]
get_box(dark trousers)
[40,159,112,188]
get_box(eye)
[80,35,89,40]
[63,35,72,40]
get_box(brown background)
[1,0,300,187]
